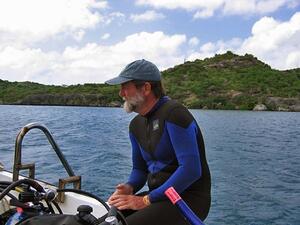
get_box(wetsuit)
[124,96,211,225]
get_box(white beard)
[123,93,145,113]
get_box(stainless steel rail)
[13,122,76,181]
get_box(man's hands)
[108,183,148,210]
[111,183,133,196]
[108,194,147,210]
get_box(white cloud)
[188,37,200,46]
[101,33,111,40]
[193,9,214,19]
[73,30,86,42]
[90,0,108,9]
[239,12,300,69]
[136,0,221,11]
[187,38,243,61]
[0,46,60,83]
[130,10,165,23]
[1,0,299,86]
[187,12,300,70]
[286,51,300,68]
[0,0,106,44]
[256,0,286,14]
[222,0,291,15]
[0,32,186,85]
[222,0,256,15]
[104,12,126,26]
[136,0,299,19]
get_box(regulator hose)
[0,179,44,201]
[57,189,128,225]
[0,181,12,186]
[99,206,128,225]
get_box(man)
[105,59,211,225]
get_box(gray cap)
[105,59,161,85]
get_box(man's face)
[119,81,145,113]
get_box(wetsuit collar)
[144,96,170,117]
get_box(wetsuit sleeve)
[127,132,148,193]
[149,107,202,202]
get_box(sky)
[0,0,299,85]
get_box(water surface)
[0,105,299,224]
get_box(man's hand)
[108,194,148,210]
[115,183,133,195]
[108,183,133,202]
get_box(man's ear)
[144,82,152,96]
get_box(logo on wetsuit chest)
[152,119,159,131]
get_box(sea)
[0,105,299,225]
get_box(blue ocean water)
[0,105,299,225]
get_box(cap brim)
[105,76,133,85]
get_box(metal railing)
[13,122,76,182]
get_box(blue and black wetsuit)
[124,96,211,225]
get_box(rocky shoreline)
[1,94,299,112]
[253,97,300,112]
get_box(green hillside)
[162,52,300,110]
[0,81,120,107]
[1,51,300,111]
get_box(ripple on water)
[1,106,299,225]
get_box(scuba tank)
[5,207,24,225]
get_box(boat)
[0,122,125,225]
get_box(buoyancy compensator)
[0,179,127,225]
[20,205,122,225]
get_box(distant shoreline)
[1,103,299,112]
[1,52,299,112]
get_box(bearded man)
[105,59,211,225]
